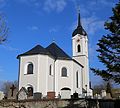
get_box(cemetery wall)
[0,99,120,108]
[0,99,86,108]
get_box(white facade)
[18,12,92,99]
[18,54,83,98]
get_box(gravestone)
[47,92,55,99]
[0,91,5,100]
[33,92,42,99]
[17,87,28,100]
[7,84,18,99]
[94,94,101,99]
[101,90,106,98]
[58,92,61,99]
[106,93,112,99]
[97,94,102,99]
[73,92,78,99]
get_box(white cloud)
[89,43,97,60]
[69,0,116,36]
[43,0,55,12]
[0,0,5,3]
[56,0,66,12]
[82,16,104,35]
[88,0,116,10]
[49,28,57,33]
[27,26,39,31]
[43,0,66,13]
[1,45,19,51]
[14,0,41,8]
[0,0,7,8]
[98,0,115,6]
[0,0,41,9]
[16,0,36,3]
[70,0,116,18]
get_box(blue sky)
[0,0,119,87]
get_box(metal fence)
[87,99,120,108]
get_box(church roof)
[17,45,51,58]
[17,43,72,60]
[17,43,83,67]
[72,12,87,37]
[46,42,72,60]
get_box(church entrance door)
[61,88,71,99]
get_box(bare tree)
[0,13,9,44]
[93,84,106,95]
[1,80,18,96]
[93,81,113,96]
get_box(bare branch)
[0,13,9,44]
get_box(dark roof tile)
[17,43,72,60]
[46,42,72,60]
[17,45,51,58]
[17,43,83,67]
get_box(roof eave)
[17,53,55,59]
[72,59,84,68]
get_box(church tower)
[72,12,90,91]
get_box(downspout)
[53,59,56,93]
[18,57,21,90]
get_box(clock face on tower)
[76,38,80,42]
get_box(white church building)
[17,12,92,99]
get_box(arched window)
[61,67,67,77]
[49,65,52,75]
[27,63,33,74]
[77,44,81,52]
[76,71,78,88]
[27,87,33,96]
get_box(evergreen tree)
[91,2,120,84]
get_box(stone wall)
[0,99,119,108]
[0,99,87,108]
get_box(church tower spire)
[72,10,87,37]
[78,10,81,27]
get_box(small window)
[27,87,33,96]
[76,71,79,88]
[27,63,33,74]
[77,44,81,52]
[61,67,67,77]
[49,65,52,75]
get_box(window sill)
[49,75,54,77]
[24,73,33,75]
[61,76,68,77]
